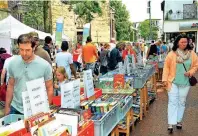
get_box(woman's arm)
[162,54,171,82]
[189,52,198,76]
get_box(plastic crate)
[0,114,24,126]
[144,64,156,78]
[158,61,164,68]
[78,121,94,136]
[133,74,147,89]
[80,88,102,101]
[22,133,31,136]
[52,96,61,106]
[119,96,133,120]
[8,128,27,136]
[93,104,119,136]
[94,88,102,99]
[53,88,103,106]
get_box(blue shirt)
[55,52,73,79]
[8,55,53,113]
[162,45,168,53]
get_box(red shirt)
[122,49,137,62]
[73,45,82,62]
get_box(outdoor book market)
[0,53,165,136]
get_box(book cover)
[124,76,134,90]
[113,74,125,91]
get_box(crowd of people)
[0,32,198,134]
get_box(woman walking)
[162,34,198,134]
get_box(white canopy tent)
[0,15,51,40]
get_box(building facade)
[162,0,198,52]
[51,0,116,44]
[0,1,8,20]
[51,1,77,43]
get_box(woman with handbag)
[162,34,198,134]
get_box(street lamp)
[147,0,152,40]
[110,7,115,41]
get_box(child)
[54,66,68,96]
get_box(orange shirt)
[82,42,98,63]
[162,51,198,91]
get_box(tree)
[22,1,45,31]
[68,1,103,23]
[110,0,133,41]
[138,20,159,40]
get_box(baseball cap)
[29,32,39,40]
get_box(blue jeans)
[10,106,23,115]
[85,63,95,74]
[168,83,190,125]
[73,61,81,72]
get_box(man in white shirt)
[1,47,19,85]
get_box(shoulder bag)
[183,63,197,86]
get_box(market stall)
[0,53,163,136]
[0,15,51,54]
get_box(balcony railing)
[165,12,198,20]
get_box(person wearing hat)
[29,32,52,65]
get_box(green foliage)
[110,0,133,41]
[138,20,159,40]
[22,1,44,31]
[70,0,103,23]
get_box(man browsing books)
[4,34,53,115]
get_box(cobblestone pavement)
[132,75,198,136]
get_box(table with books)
[0,61,158,136]
[0,75,95,136]
[95,62,157,136]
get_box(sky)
[122,0,164,22]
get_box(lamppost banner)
[55,17,64,47]
[82,23,90,46]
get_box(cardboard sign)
[26,78,50,115]
[22,91,32,119]
[73,79,81,108]
[83,70,94,98]
[61,80,81,109]
[61,82,74,108]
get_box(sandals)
[176,123,182,129]
[167,123,182,134]
[167,125,173,134]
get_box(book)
[113,74,125,92]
